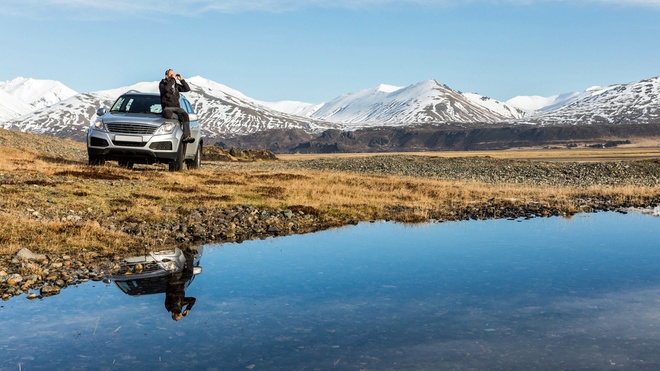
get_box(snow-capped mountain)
[0,77,77,111]
[0,77,339,141]
[184,76,338,136]
[516,77,660,125]
[2,75,659,143]
[264,80,523,127]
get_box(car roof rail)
[126,89,141,93]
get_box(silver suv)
[87,91,203,171]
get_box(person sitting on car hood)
[159,69,194,144]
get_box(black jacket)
[159,77,191,109]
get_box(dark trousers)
[163,107,191,138]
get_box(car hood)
[101,112,169,125]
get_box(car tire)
[169,141,186,172]
[185,141,202,170]
[88,155,105,166]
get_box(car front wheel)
[186,142,202,170]
[169,141,186,172]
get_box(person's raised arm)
[178,76,191,92]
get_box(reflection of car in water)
[105,247,202,321]
[107,247,203,296]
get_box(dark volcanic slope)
[214,123,660,154]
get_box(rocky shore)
[0,205,355,301]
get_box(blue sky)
[1,0,659,103]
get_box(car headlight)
[155,122,176,135]
[93,119,107,132]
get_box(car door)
[181,98,200,157]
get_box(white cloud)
[3,0,660,18]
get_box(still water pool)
[1,212,659,370]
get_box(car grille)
[106,123,157,135]
[113,141,147,147]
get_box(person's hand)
[176,74,182,80]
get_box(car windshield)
[111,95,163,114]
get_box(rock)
[91,275,104,282]
[40,285,61,296]
[27,293,38,300]
[267,226,280,234]
[7,274,22,283]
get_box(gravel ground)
[206,155,660,188]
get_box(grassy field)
[1,143,659,257]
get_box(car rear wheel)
[169,141,186,172]
[185,142,202,170]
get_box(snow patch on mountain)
[0,89,33,122]
[506,86,622,115]
[258,100,324,118]
[463,93,525,119]
[0,77,77,111]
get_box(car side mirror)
[188,113,198,122]
[96,107,108,116]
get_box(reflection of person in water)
[165,248,197,321]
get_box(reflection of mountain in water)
[106,247,203,296]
